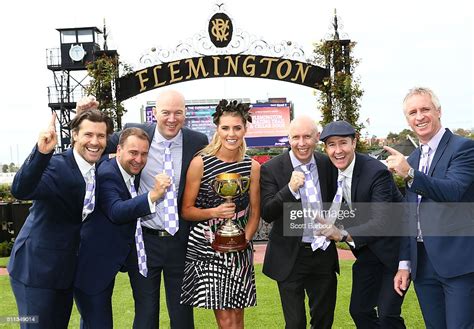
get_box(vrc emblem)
[208,12,233,48]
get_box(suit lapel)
[406,148,421,202]
[180,129,191,195]
[146,124,156,144]
[314,152,329,202]
[111,158,132,198]
[66,148,88,215]
[407,148,420,169]
[66,148,86,189]
[281,151,294,181]
[351,154,362,202]
[427,129,451,176]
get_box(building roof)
[371,135,418,160]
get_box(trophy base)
[212,233,248,253]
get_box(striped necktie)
[416,145,431,241]
[300,164,330,251]
[82,167,95,220]
[131,178,148,277]
[326,174,345,224]
[163,141,179,235]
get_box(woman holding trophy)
[180,99,261,328]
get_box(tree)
[453,128,472,138]
[386,129,416,146]
[313,12,364,151]
[2,164,8,173]
[8,163,18,173]
[86,54,132,131]
[386,132,399,144]
[398,128,416,141]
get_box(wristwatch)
[404,167,415,184]
[340,229,349,243]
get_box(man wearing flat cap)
[319,121,406,328]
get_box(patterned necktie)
[419,145,431,177]
[416,145,431,241]
[163,141,179,235]
[300,164,320,206]
[131,178,148,277]
[82,167,95,220]
[326,174,345,224]
[300,164,330,251]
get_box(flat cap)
[320,120,356,142]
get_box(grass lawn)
[0,257,9,268]
[0,260,424,328]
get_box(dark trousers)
[128,231,194,329]
[414,243,474,329]
[277,244,338,329]
[10,276,73,329]
[349,248,405,329]
[74,279,115,329]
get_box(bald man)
[260,116,339,329]
[104,90,208,329]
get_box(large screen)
[245,103,291,147]
[144,101,292,148]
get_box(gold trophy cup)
[211,173,250,252]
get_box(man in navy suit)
[260,116,338,329]
[319,121,406,328]
[386,87,474,329]
[8,109,113,328]
[74,127,171,328]
[104,90,208,329]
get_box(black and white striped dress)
[180,154,257,309]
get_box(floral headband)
[212,99,252,125]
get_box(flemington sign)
[115,10,329,102]
[117,55,328,102]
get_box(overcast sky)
[0,0,472,164]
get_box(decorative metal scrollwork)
[138,3,308,69]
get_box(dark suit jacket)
[400,129,474,279]
[260,150,338,281]
[8,146,92,290]
[105,123,208,243]
[341,153,403,272]
[74,158,153,295]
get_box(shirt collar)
[289,150,316,170]
[73,148,95,177]
[116,159,133,184]
[339,153,356,179]
[423,127,446,153]
[153,128,183,146]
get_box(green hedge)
[0,183,14,202]
[0,241,13,258]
